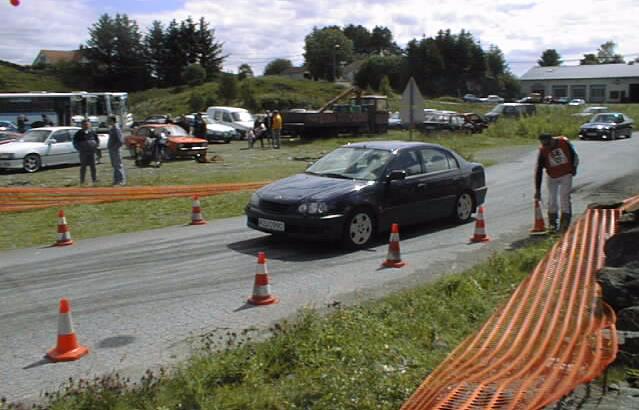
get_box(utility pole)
[332,44,340,82]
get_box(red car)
[125,124,208,160]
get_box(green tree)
[354,55,402,91]
[182,64,206,86]
[217,73,238,104]
[303,27,353,81]
[597,41,624,64]
[162,19,187,85]
[263,58,293,75]
[238,64,254,81]
[195,17,225,79]
[84,13,148,90]
[378,75,393,95]
[369,26,400,55]
[343,24,371,54]
[144,20,166,85]
[538,49,562,66]
[240,80,258,111]
[189,92,205,112]
[580,53,599,65]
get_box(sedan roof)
[344,140,444,152]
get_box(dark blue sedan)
[245,141,487,249]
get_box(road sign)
[400,77,425,130]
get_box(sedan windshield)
[306,147,392,181]
[592,114,621,123]
[20,130,51,143]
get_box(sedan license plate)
[258,218,285,232]
[586,132,598,137]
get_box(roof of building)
[33,50,83,65]
[521,63,639,81]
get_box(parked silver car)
[0,126,108,172]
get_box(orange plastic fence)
[0,182,268,213]
[402,206,623,410]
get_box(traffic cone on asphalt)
[190,195,207,225]
[54,210,73,246]
[46,298,89,362]
[529,199,548,235]
[470,206,491,243]
[382,223,406,268]
[248,252,279,306]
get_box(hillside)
[0,60,69,92]
[129,76,400,118]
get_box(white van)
[206,106,254,139]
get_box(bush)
[217,74,238,105]
[189,93,205,112]
[182,64,207,86]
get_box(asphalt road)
[2,136,639,403]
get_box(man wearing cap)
[534,133,579,232]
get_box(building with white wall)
[520,64,639,103]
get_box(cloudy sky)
[1,0,638,77]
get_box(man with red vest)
[534,133,579,232]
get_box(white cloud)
[1,0,639,76]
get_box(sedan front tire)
[343,208,375,249]
[23,154,41,173]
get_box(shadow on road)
[227,218,472,262]
[98,335,136,349]
[22,357,51,370]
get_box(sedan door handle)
[417,182,427,188]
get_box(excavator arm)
[317,86,362,113]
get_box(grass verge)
[13,238,553,410]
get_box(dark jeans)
[79,150,97,183]
[109,147,126,185]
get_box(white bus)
[0,91,132,131]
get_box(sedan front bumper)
[0,158,23,169]
[246,205,346,240]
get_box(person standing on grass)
[73,119,100,186]
[271,109,282,149]
[534,132,579,233]
[263,110,273,146]
[107,115,126,186]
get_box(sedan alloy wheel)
[23,154,41,173]
[454,192,474,223]
[344,209,374,249]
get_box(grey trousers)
[79,150,97,183]
[109,147,126,185]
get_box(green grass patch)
[26,238,552,410]
[0,64,68,92]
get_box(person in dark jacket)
[107,115,126,186]
[73,119,100,185]
[192,113,207,138]
[16,114,28,133]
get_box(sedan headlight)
[298,201,328,215]
[0,153,15,159]
[250,192,260,207]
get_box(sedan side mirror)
[387,169,406,181]
[47,138,57,144]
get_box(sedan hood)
[206,123,235,133]
[0,141,43,153]
[582,122,613,128]
[258,173,371,202]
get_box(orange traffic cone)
[54,210,73,246]
[529,199,547,235]
[46,298,89,362]
[190,195,207,225]
[470,206,491,243]
[248,252,279,305]
[382,223,406,268]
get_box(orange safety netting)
[0,182,268,213]
[402,206,623,410]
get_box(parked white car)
[482,95,505,104]
[568,98,586,106]
[184,113,237,143]
[572,106,609,117]
[0,126,108,172]
[206,106,254,139]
